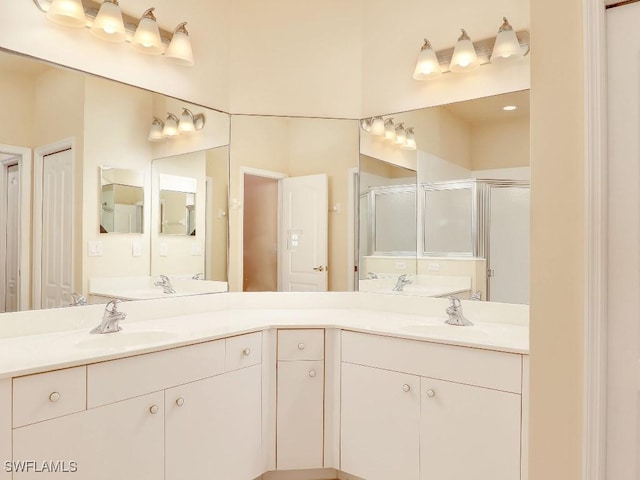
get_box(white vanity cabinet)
[341,362,420,480]
[276,329,325,470]
[340,331,524,480]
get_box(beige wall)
[206,147,229,282]
[529,0,585,479]
[0,71,35,147]
[471,116,530,170]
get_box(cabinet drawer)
[13,366,86,428]
[342,331,522,394]
[87,339,225,408]
[278,329,324,361]
[225,331,262,371]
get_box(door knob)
[313,266,326,272]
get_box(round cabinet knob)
[403,384,411,392]
[149,404,159,415]
[243,348,251,357]
[297,342,305,350]
[49,392,60,403]
[309,370,317,378]
[426,389,436,398]
[176,398,185,407]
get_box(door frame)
[238,166,287,292]
[0,144,31,311]
[347,167,358,291]
[584,0,608,479]
[33,138,75,309]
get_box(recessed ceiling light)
[503,105,518,111]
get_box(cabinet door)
[165,365,262,480]
[420,377,521,480]
[277,360,324,470]
[341,362,420,480]
[12,391,164,480]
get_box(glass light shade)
[490,18,523,63]
[449,29,479,73]
[165,23,194,66]
[90,0,125,42]
[148,118,164,141]
[402,128,417,150]
[178,109,196,133]
[394,123,406,145]
[413,39,441,80]
[371,117,385,136]
[384,119,396,142]
[360,118,372,133]
[132,8,164,55]
[162,114,179,137]
[47,0,86,27]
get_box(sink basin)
[400,324,489,339]
[75,330,177,349]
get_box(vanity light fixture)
[178,108,206,133]
[33,0,196,66]
[394,123,407,145]
[360,118,372,133]
[46,0,86,27]
[371,117,385,136]
[131,7,164,55]
[450,29,479,73]
[384,119,396,142]
[162,113,180,137]
[412,18,530,80]
[90,0,125,42]
[403,128,417,150]
[490,17,523,63]
[165,22,194,66]
[413,39,441,80]
[148,117,164,141]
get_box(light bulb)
[450,29,479,73]
[490,17,523,63]
[371,117,385,136]
[166,22,195,66]
[413,39,441,80]
[384,119,396,142]
[91,0,125,42]
[47,0,86,27]
[162,113,179,137]
[132,8,164,55]
[395,123,406,145]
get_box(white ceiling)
[443,90,529,125]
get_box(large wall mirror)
[359,90,530,304]
[0,48,230,313]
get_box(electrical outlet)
[159,243,169,257]
[132,240,142,257]
[88,241,103,257]
[190,244,202,256]
[395,261,406,270]
[428,263,440,271]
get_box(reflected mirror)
[100,167,144,234]
[158,174,197,235]
[359,90,530,304]
[0,48,230,312]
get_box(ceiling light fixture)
[90,0,125,42]
[46,0,86,27]
[503,105,518,111]
[412,18,530,80]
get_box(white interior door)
[488,186,530,304]
[41,149,73,308]
[4,165,19,312]
[607,4,640,479]
[280,174,328,291]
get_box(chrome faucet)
[192,273,204,280]
[445,297,473,326]
[90,299,126,334]
[154,275,176,294]
[392,274,413,291]
[365,272,378,280]
[68,292,87,306]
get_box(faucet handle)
[448,296,462,308]
[105,299,121,313]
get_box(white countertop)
[0,292,529,379]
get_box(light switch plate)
[132,240,142,257]
[190,244,202,256]
[88,241,103,257]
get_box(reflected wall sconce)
[413,17,529,80]
[360,116,416,151]
[148,109,206,142]
[33,0,196,66]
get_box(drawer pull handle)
[176,398,185,407]
[298,342,305,350]
[426,389,436,398]
[49,392,61,403]
[309,370,317,378]
[149,404,159,415]
[403,384,411,392]
[243,348,251,356]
